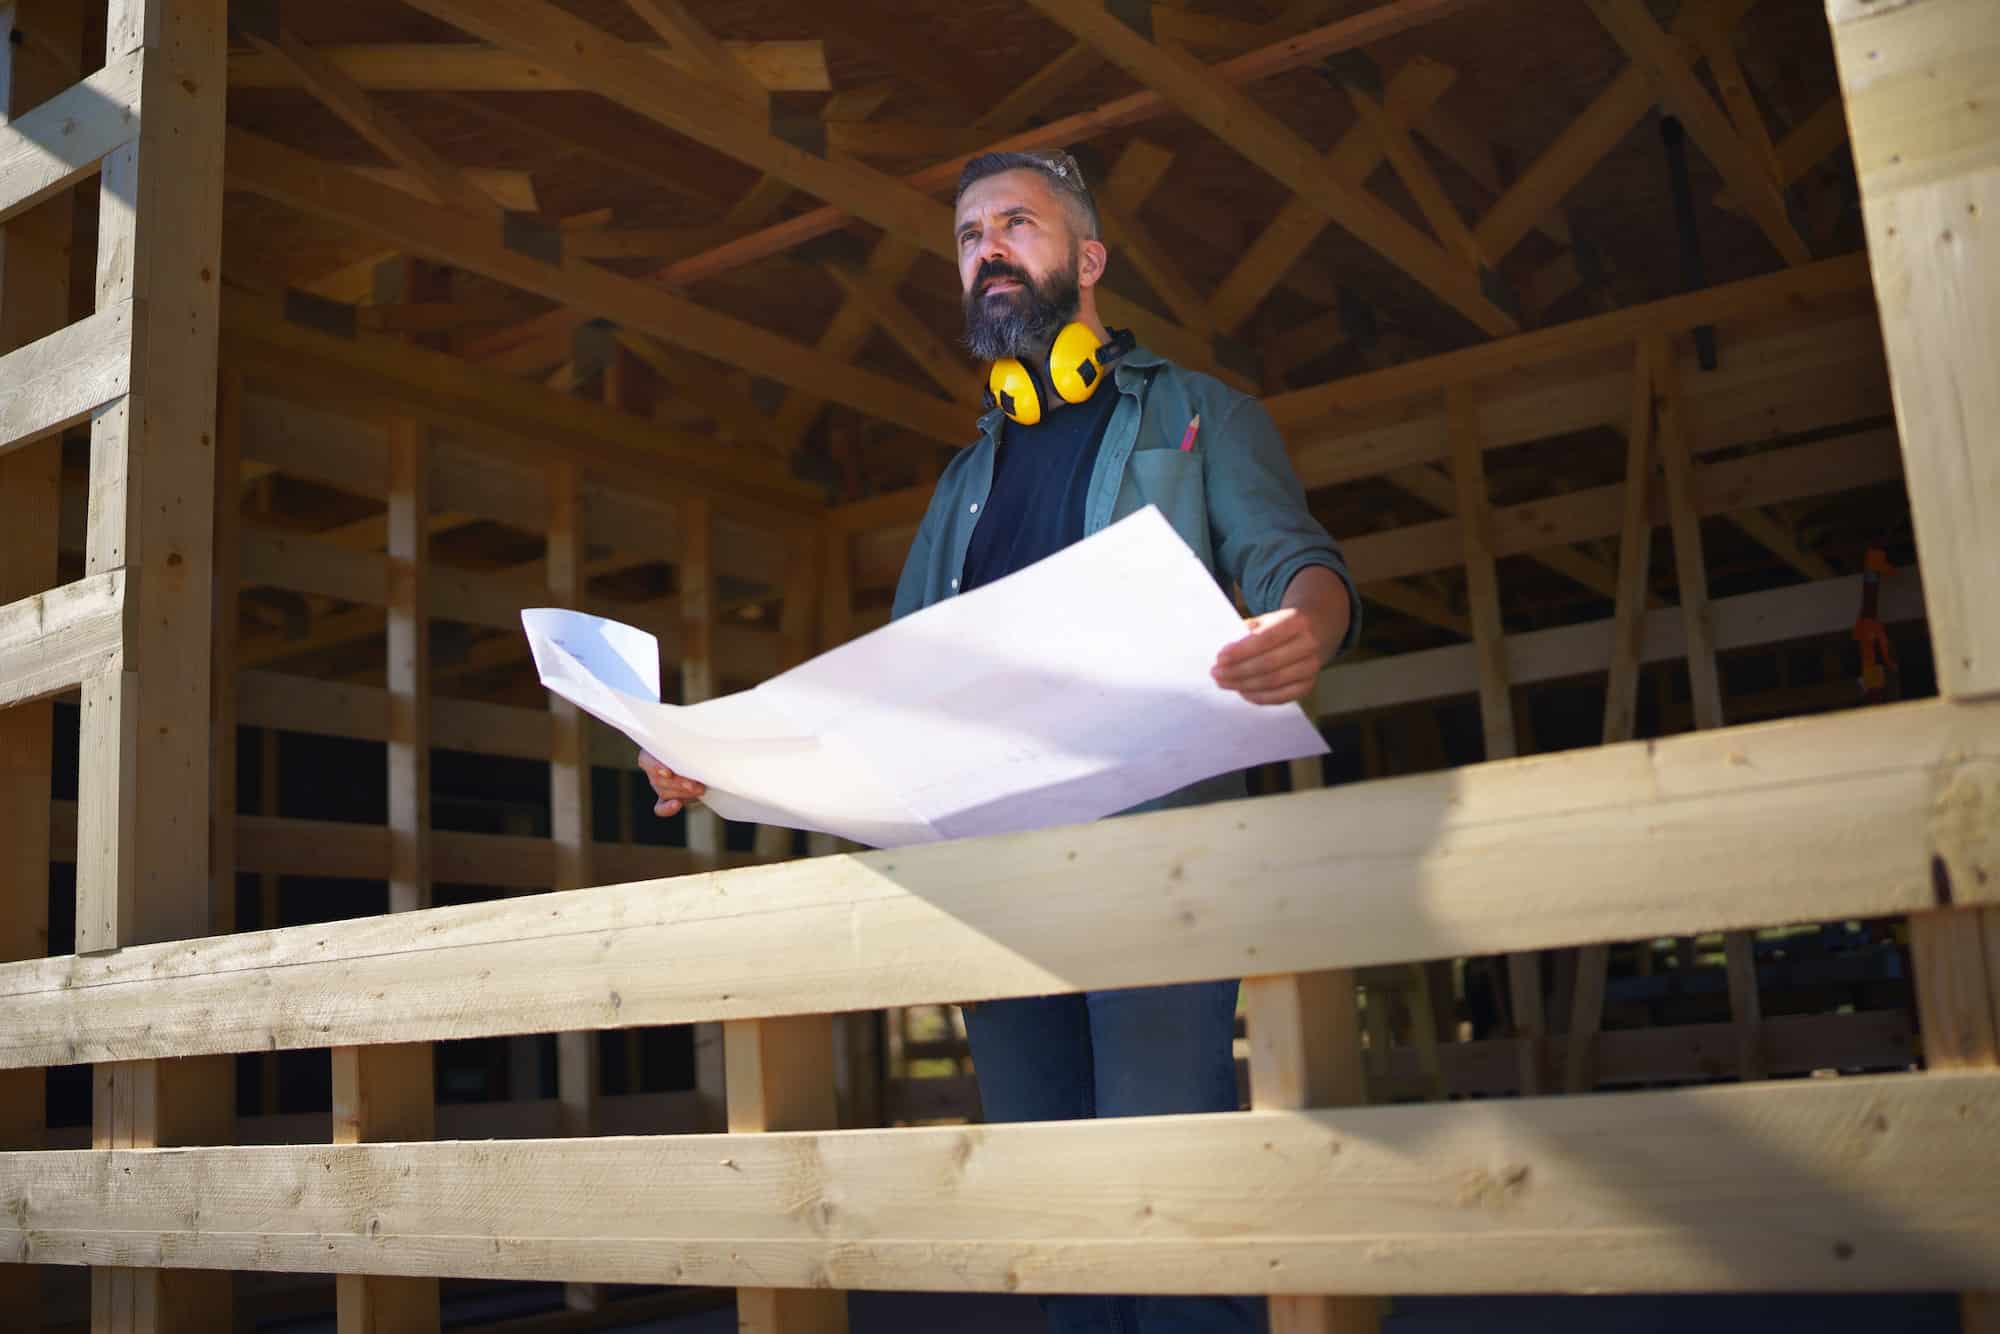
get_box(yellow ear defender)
[986,324,1134,426]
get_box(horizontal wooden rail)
[45,805,765,887]
[1348,429,1895,586]
[1262,252,1874,426]
[1288,309,1890,491]
[852,342,1894,592]
[5,695,1993,1068]
[1315,566,1926,716]
[5,1073,1998,1293]
[0,299,132,455]
[884,1010,1918,1119]
[0,571,124,710]
[42,1089,704,1149]
[238,391,792,589]
[0,50,142,226]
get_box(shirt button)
[969,502,979,513]
[951,578,960,589]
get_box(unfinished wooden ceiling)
[167,0,1889,686]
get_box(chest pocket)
[1117,447,1213,572]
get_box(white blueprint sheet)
[523,506,1328,849]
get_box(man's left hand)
[1212,607,1323,705]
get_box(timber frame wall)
[2,3,1999,1334]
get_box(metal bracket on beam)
[1319,50,1382,99]
[772,112,827,159]
[1106,0,1155,42]
[227,0,281,45]
[282,288,357,340]
[502,212,562,266]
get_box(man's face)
[955,169,1085,362]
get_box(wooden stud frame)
[1,1,1998,1327]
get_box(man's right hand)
[637,750,707,817]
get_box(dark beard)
[962,254,1081,363]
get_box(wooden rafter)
[820,265,983,409]
[650,0,1491,298]
[1022,0,1517,336]
[1472,0,1755,266]
[619,0,767,108]
[1585,0,1809,266]
[225,130,966,445]
[240,26,497,218]
[229,40,831,95]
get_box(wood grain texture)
[8,696,2000,1067]
[7,1073,1999,1293]
[1830,0,2000,698]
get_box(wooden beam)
[12,693,2000,1068]
[820,263,983,408]
[546,458,600,1315]
[221,292,821,522]
[1564,344,1654,1095]
[0,299,132,456]
[1021,0,1514,336]
[242,26,496,218]
[1585,0,1808,266]
[1829,0,2000,699]
[725,1013,847,1332]
[1350,85,1486,269]
[0,49,140,227]
[229,40,830,94]
[1719,97,1851,211]
[8,1075,2000,1292]
[621,0,767,107]
[331,1043,440,1332]
[349,165,539,214]
[1832,6,2000,1321]
[0,5,81,1323]
[1316,566,1926,720]
[1267,252,1871,425]
[222,130,968,446]
[1473,0,1753,263]
[654,0,1496,298]
[613,331,786,451]
[0,572,124,710]
[770,238,923,449]
[1244,968,1377,1333]
[82,4,234,1329]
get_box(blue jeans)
[961,980,1265,1334]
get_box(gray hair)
[954,150,1102,241]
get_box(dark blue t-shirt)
[959,387,1121,593]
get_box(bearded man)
[639,150,1358,1334]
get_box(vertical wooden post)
[0,3,82,1319]
[820,522,855,651]
[259,727,282,1114]
[1565,342,1656,1093]
[1244,971,1381,1334]
[1651,335,1765,1082]
[680,499,727,1129]
[209,370,243,940]
[754,526,822,860]
[332,1044,440,1334]
[76,2,233,1328]
[1827,3,2000,1325]
[385,421,430,916]
[1449,389,1543,1096]
[726,1015,849,1334]
[333,419,439,1334]
[547,459,603,1313]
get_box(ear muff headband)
[987,325,1135,426]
